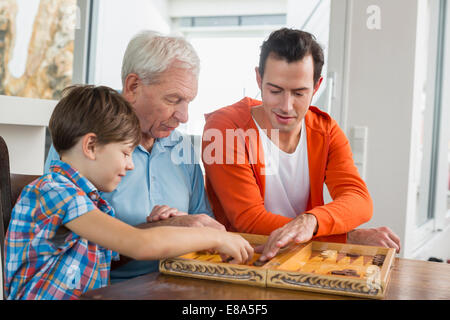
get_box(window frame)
[411,0,450,254]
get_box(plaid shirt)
[4,160,117,300]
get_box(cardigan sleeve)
[306,118,373,237]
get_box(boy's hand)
[146,205,187,222]
[214,232,254,265]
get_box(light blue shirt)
[44,130,213,282]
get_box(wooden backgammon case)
[159,233,396,299]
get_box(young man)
[202,28,400,262]
[5,85,253,300]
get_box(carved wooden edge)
[159,239,396,299]
[379,248,396,283]
[159,258,386,298]
[159,258,267,287]
[267,270,385,299]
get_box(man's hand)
[347,227,401,253]
[146,205,187,222]
[258,214,317,262]
[141,213,226,231]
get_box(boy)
[4,85,253,300]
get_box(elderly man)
[45,31,223,283]
[202,28,401,262]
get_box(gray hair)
[121,30,200,87]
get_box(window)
[0,0,80,174]
[173,14,287,28]
[86,0,332,137]
[89,0,171,89]
[447,139,450,214]
[171,0,331,136]
[0,0,78,100]
[412,0,450,250]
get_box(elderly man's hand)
[143,213,226,231]
[347,227,401,253]
[258,214,317,262]
[146,205,187,222]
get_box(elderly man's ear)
[123,73,140,104]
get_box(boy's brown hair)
[49,85,141,154]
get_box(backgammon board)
[159,233,396,299]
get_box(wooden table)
[81,258,450,300]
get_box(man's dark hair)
[49,85,141,155]
[258,28,324,84]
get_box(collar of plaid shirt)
[50,159,101,203]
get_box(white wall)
[342,0,435,258]
[287,0,330,109]
[93,0,171,89]
[0,95,56,175]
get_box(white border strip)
[0,95,56,126]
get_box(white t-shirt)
[253,118,310,219]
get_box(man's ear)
[122,73,140,104]
[81,133,98,160]
[312,76,324,96]
[255,67,262,91]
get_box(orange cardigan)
[202,97,373,243]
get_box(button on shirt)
[5,160,116,300]
[44,130,213,281]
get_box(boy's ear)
[122,73,140,104]
[81,133,98,160]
